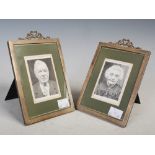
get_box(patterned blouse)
[95,82,122,100]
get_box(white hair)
[104,65,124,80]
[34,60,48,76]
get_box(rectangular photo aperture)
[24,54,61,104]
[91,58,133,106]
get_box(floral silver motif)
[117,39,134,48]
[109,39,141,49]
[19,31,51,40]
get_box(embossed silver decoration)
[109,39,141,49]
[117,39,134,48]
[19,31,51,40]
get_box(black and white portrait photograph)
[91,58,133,106]
[24,54,61,104]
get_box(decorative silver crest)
[19,31,51,40]
[109,39,141,49]
[116,39,134,48]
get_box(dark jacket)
[33,80,58,98]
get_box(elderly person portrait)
[33,60,58,98]
[95,65,124,100]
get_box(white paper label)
[57,98,70,109]
[108,107,123,119]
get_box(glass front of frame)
[80,46,144,120]
[14,42,71,118]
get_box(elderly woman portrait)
[95,65,124,100]
[33,60,58,98]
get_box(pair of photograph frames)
[8,31,75,125]
[7,32,150,127]
[77,39,150,127]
